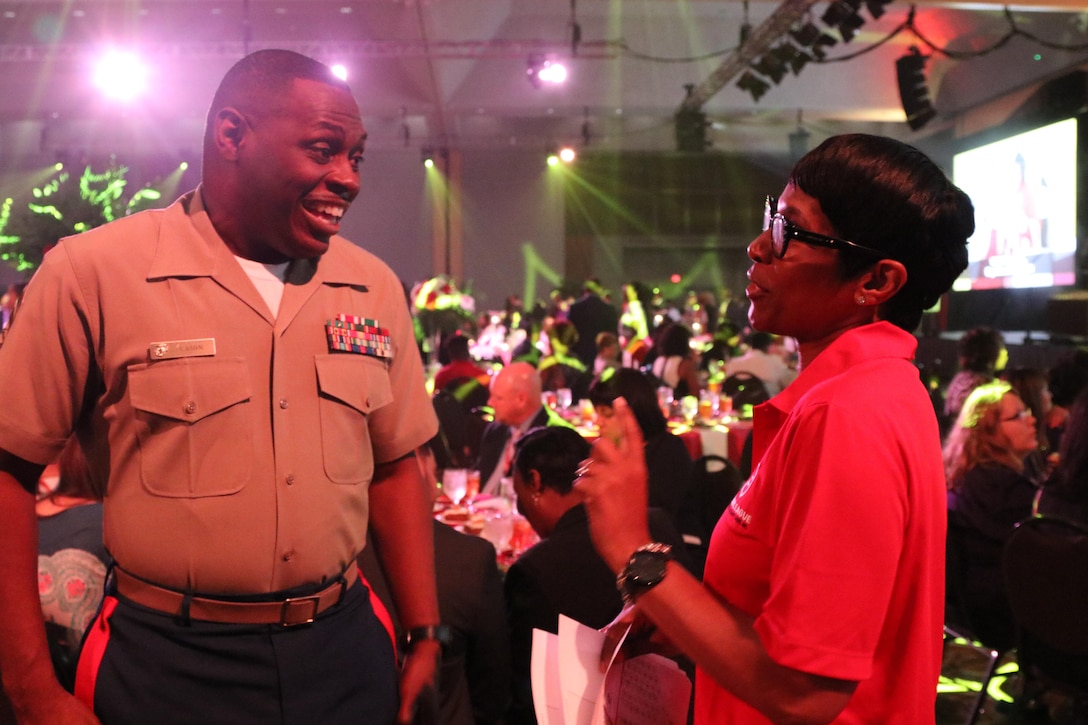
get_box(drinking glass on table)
[442,468,469,504]
[657,386,674,417]
[680,395,699,424]
[465,469,481,501]
[481,510,514,552]
[699,389,718,422]
[556,387,573,411]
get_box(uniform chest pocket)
[128,358,253,498]
[315,354,393,484]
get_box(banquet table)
[667,419,753,467]
[571,412,752,467]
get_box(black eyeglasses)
[762,196,886,259]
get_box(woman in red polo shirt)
[576,134,975,724]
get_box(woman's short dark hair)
[512,426,590,495]
[587,368,667,438]
[789,134,974,332]
[656,323,693,358]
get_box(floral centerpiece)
[410,275,477,362]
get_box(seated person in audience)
[943,326,1007,421]
[477,362,569,496]
[649,322,701,399]
[35,438,108,693]
[587,368,694,530]
[722,331,794,397]
[433,333,490,395]
[591,331,624,377]
[1004,366,1055,483]
[537,320,590,401]
[504,426,687,725]
[1045,354,1088,454]
[1037,388,1088,524]
[358,445,510,725]
[944,381,1039,651]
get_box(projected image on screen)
[952,117,1077,291]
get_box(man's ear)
[212,108,249,161]
[528,470,545,494]
[860,259,908,305]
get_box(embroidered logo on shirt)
[325,314,392,358]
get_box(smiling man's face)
[231,78,366,263]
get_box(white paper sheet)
[530,615,691,725]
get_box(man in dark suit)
[358,448,510,725]
[478,362,568,496]
[566,279,619,369]
[503,427,688,725]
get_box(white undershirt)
[233,255,290,317]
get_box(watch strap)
[401,624,453,651]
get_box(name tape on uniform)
[149,338,217,360]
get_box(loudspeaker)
[675,109,711,152]
[1047,292,1088,338]
[896,48,936,131]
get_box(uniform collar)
[145,187,369,288]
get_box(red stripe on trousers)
[74,595,118,709]
[357,567,398,659]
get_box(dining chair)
[1003,514,1088,718]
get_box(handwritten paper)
[603,653,692,725]
[530,615,691,725]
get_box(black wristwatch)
[401,624,453,652]
[616,543,673,605]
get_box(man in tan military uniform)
[0,50,440,724]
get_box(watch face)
[628,549,669,586]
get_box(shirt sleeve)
[0,244,92,464]
[362,266,438,464]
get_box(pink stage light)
[92,50,148,102]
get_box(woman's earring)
[856,295,867,305]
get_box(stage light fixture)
[752,56,787,85]
[788,22,838,60]
[92,50,148,102]
[821,0,864,42]
[329,63,348,81]
[737,71,771,103]
[788,48,814,75]
[558,146,576,163]
[896,47,937,131]
[790,22,822,47]
[421,146,435,168]
[864,0,894,20]
[527,55,568,88]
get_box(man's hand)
[396,639,440,724]
[10,679,99,725]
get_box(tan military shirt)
[0,189,437,593]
